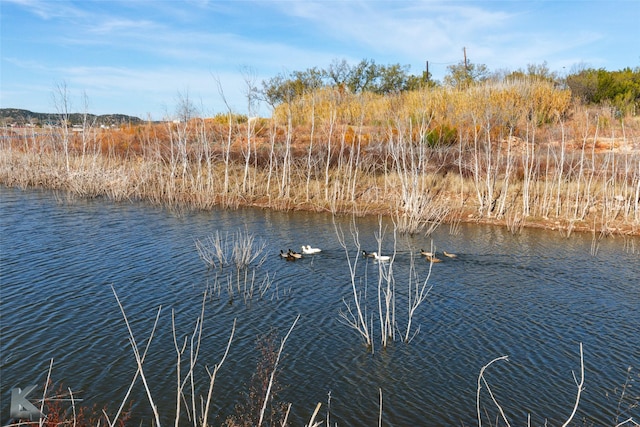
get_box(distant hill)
[0,108,143,126]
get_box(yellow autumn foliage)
[273,78,572,144]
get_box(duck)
[420,249,436,257]
[288,249,303,259]
[280,250,296,261]
[363,251,390,262]
[425,255,442,263]
[442,251,457,258]
[374,253,391,262]
[301,245,322,254]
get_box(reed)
[230,228,267,270]
[334,216,372,348]
[195,228,267,270]
[123,286,301,427]
[223,331,292,427]
[612,367,639,425]
[195,229,276,305]
[505,211,525,235]
[206,268,276,304]
[403,246,434,343]
[2,79,639,239]
[195,230,227,269]
[335,217,435,351]
[6,294,637,427]
[107,287,306,427]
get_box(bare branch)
[561,343,585,427]
[258,314,300,427]
[111,286,162,427]
[476,355,509,427]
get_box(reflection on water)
[1,187,638,426]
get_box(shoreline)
[2,101,639,240]
[1,148,639,239]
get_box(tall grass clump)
[195,228,267,270]
[194,228,277,303]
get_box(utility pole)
[426,60,429,82]
[463,47,468,70]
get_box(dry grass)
[2,81,639,237]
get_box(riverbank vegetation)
[1,63,639,238]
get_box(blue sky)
[2,0,638,120]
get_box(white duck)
[301,245,322,254]
[364,251,390,262]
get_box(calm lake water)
[1,186,639,426]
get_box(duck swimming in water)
[420,249,436,257]
[280,250,296,261]
[301,245,322,254]
[288,249,303,259]
[363,251,390,261]
[373,252,391,262]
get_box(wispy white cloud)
[87,18,161,35]
[273,1,513,60]
[4,0,87,20]
[2,0,636,118]
[3,56,50,71]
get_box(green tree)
[444,60,489,88]
[566,66,640,114]
[328,59,413,94]
[503,61,560,85]
[262,58,435,106]
[405,70,434,90]
[261,67,324,107]
[566,67,598,103]
[326,58,352,89]
[375,63,411,94]
[345,58,378,93]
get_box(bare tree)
[52,81,71,173]
[175,90,198,181]
[335,216,372,349]
[241,66,260,194]
[213,75,235,197]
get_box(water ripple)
[1,187,638,426]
